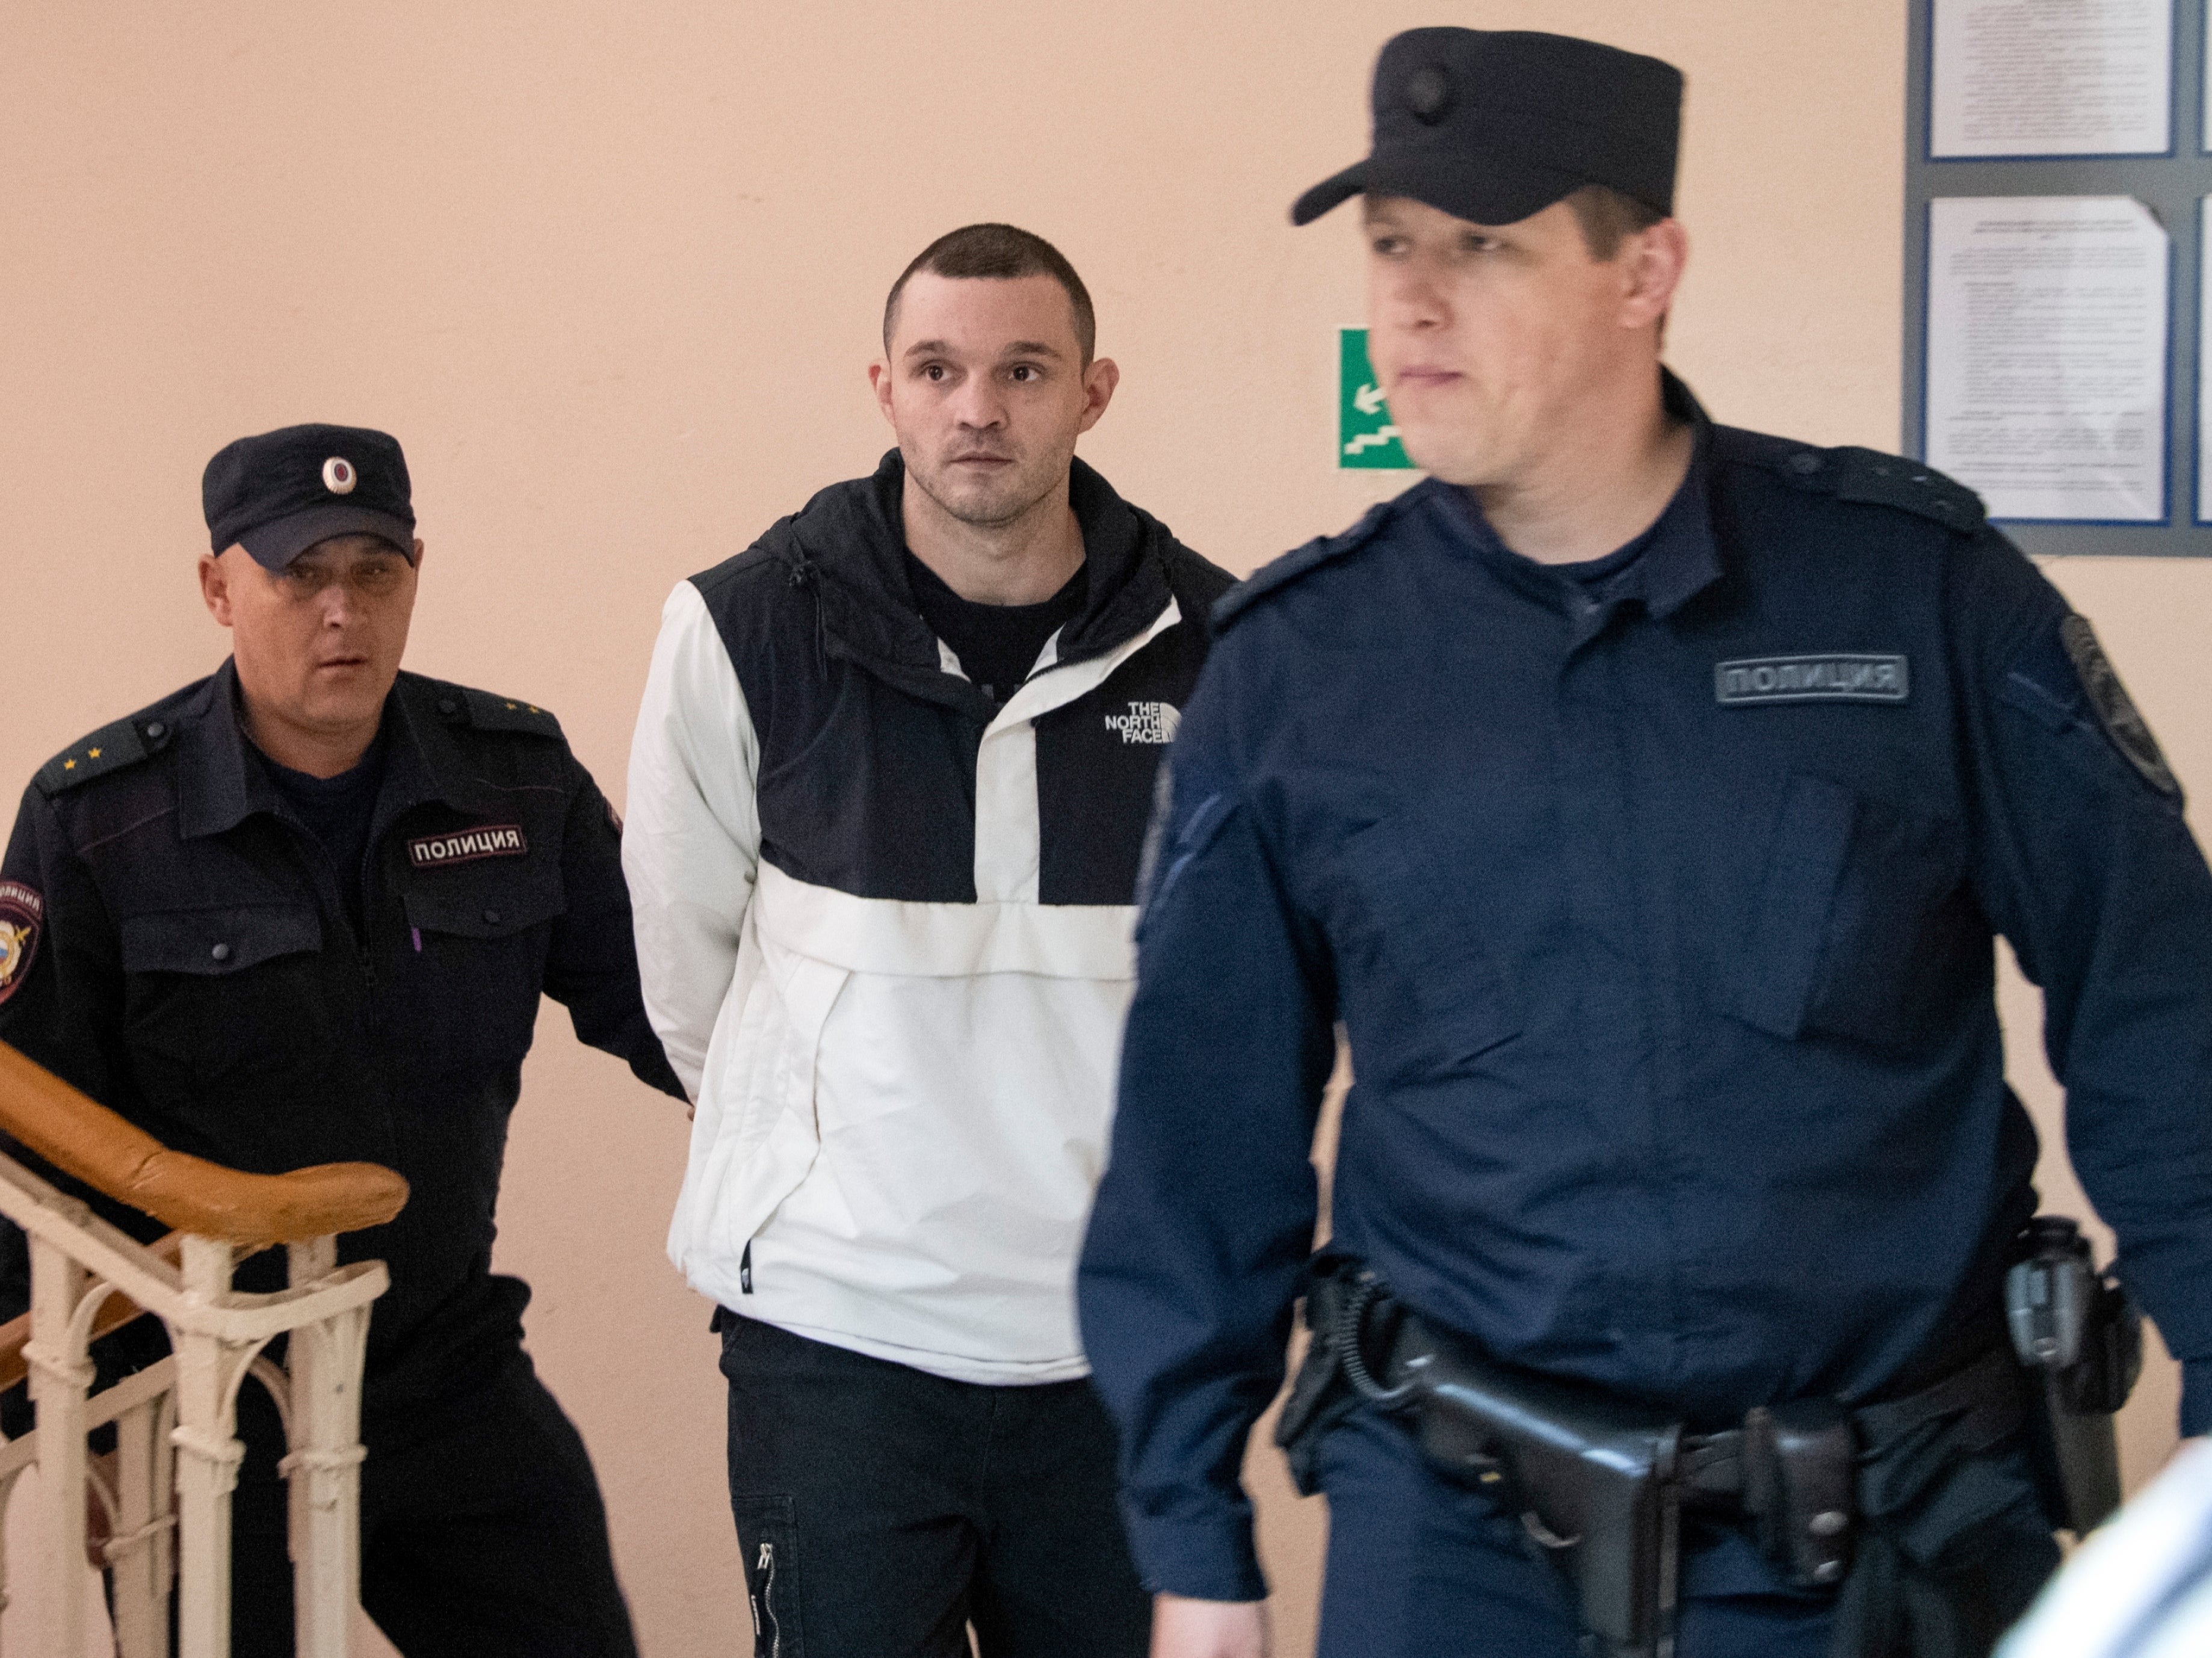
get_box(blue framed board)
[1905,0,2212,554]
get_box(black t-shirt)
[1504,427,1704,603]
[904,550,1088,706]
[256,726,389,937]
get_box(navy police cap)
[1293,28,1683,229]
[202,424,416,571]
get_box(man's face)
[198,534,421,739]
[871,273,1116,528]
[1362,195,1672,488]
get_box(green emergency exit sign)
[1338,327,1412,470]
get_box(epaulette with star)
[34,715,168,797]
[435,685,564,739]
[1739,434,1988,536]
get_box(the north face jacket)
[625,450,1232,1382]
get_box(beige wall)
[0,3,2192,1653]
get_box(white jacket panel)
[628,578,1151,1383]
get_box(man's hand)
[1151,1592,1269,1658]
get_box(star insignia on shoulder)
[462,686,562,739]
[36,721,153,797]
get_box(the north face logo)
[1105,702,1181,745]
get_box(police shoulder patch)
[1755,440,1986,536]
[453,686,564,739]
[0,880,43,1006]
[1214,499,1397,631]
[34,716,155,797]
[2059,614,2179,797]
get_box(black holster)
[1279,1257,2048,1658]
[1394,1317,1687,1654]
[1282,1261,1707,1654]
[2006,1216,2142,1535]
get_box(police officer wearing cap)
[0,424,684,1656]
[1077,28,2212,1658]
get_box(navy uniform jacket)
[0,661,682,1410]
[1076,377,2212,1602]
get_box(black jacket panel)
[691,451,1232,907]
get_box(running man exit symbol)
[1338,328,1412,470]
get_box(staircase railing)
[0,1041,406,1657]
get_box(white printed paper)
[1932,0,2172,158]
[1926,197,2167,522]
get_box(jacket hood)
[761,450,1196,681]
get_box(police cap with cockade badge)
[1293,28,1684,229]
[202,422,417,572]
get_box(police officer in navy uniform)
[1077,29,2212,1658]
[0,424,684,1656]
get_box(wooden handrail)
[0,1043,407,1251]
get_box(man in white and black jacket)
[624,224,1232,1658]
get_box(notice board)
[1905,0,2212,554]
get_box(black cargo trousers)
[717,1312,1152,1658]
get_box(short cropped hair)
[882,224,1097,365]
[1566,185,1665,261]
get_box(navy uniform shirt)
[0,661,682,1411]
[1076,376,2212,1602]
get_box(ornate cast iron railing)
[0,1041,406,1657]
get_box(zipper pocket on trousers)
[753,1540,780,1658]
[734,1494,797,1656]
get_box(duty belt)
[1279,1261,2036,1658]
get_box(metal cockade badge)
[1404,64,1452,123]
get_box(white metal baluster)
[108,1390,168,1658]
[25,1231,90,1658]
[152,1388,176,1607]
[169,1235,264,1658]
[0,1464,29,1655]
[280,1236,368,1658]
[0,1145,395,1658]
